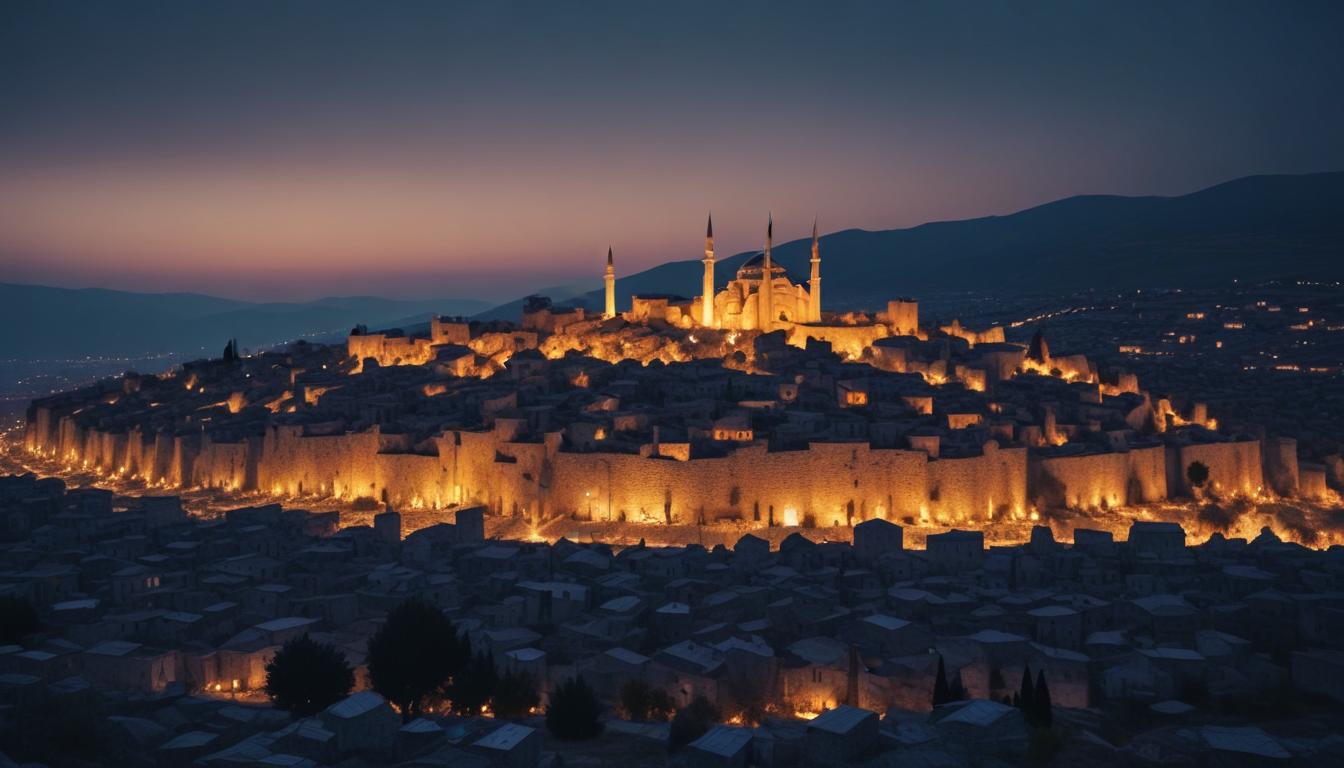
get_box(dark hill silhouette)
[476,171,1344,319]
[0,284,488,358]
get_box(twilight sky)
[2,1,1342,303]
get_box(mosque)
[614,215,824,332]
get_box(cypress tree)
[948,671,967,702]
[1034,670,1053,727]
[1018,663,1035,719]
[932,655,950,707]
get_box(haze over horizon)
[3,0,1342,302]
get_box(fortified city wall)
[26,407,1271,525]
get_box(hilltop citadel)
[5,220,1344,768]
[20,217,1329,544]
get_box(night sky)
[2,1,1341,302]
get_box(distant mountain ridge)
[0,283,489,358]
[7,172,1340,358]
[476,171,1344,320]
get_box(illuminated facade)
[20,213,1303,549]
[683,216,818,331]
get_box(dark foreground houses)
[2,473,1344,765]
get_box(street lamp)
[596,457,613,522]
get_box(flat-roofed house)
[804,705,879,765]
[471,723,540,768]
[687,724,753,768]
[319,691,399,757]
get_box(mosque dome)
[736,253,791,281]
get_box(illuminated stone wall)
[941,320,1005,346]
[1170,440,1264,498]
[925,444,1029,523]
[430,317,471,345]
[22,403,1287,525]
[151,432,177,485]
[346,332,436,370]
[886,300,919,336]
[257,425,381,500]
[193,437,249,491]
[1263,437,1300,497]
[375,451,450,510]
[430,427,561,521]
[545,441,934,526]
[1300,463,1328,500]
[1031,445,1168,510]
[23,404,54,454]
[18,415,1077,525]
[787,324,890,360]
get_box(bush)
[647,687,675,722]
[546,676,603,740]
[619,679,654,721]
[0,595,41,644]
[1187,460,1210,488]
[669,695,719,751]
[616,679,676,722]
[367,598,469,721]
[492,670,540,719]
[447,651,497,716]
[0,689,107,763]
[1029,725,1065,762]
[264,634,355,716]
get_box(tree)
[1018,663,1035,717]
[1033,670,1053,727]
[723,670,769,725]
[932,655,950,707]
[492,670,540,719]
[1187,460,1210,488]
[669,695,719,751]
[620,679,654,721]
[367,598,469,721]
[0,688,107,764]
[618,679,676,723]
[264,635,355,716]
[0,595,42,644]
[647,687,676,722]
[447,651,497,716]
[948,670,967,702]
[546,676,603,740]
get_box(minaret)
[604,246,616,319]
[701,213,715,327]
[808,217,822,323]
[760,214,774,332]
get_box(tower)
[604,246,616,319]
[1027,328,1050,365]
[760,214,774,332]
[809,217,822,323]
[701,213,716,327]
